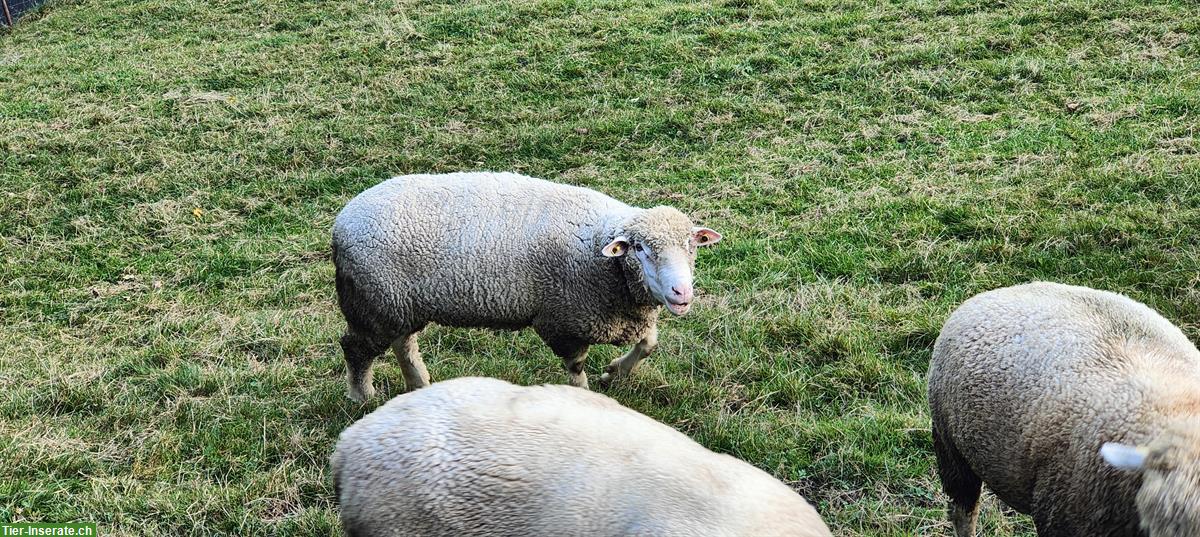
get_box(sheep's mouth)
[664,301,691,316]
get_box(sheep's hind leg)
[392,327,430,392]
[600,324,658,385]
[542,334,591,389]
[933,425,982,537]
[342,330,391,403]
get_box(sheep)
[927,281,1200,537]
[331,172,722,401]
[330,376,833,537]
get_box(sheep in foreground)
[332,172,722,401]
[331,376,833,537]
[928,281,1200,536]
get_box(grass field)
[2,0,1199,534]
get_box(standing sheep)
[332,172,722,401]
[331,376,833,537]
[928,281,1200,536]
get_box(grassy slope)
[2,0,1198,534]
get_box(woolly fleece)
[331,377,833,537]
[928,281,1200,537]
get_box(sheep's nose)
[671,284,694,303]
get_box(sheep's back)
[333,378,829,537]
[929,281,1200,528]
[332,173,629,326]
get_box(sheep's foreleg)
[600,325,658,384]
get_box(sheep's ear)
[691,227,722,247]
[602,236,630,257]
[1101,442,1148,471]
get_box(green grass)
[2,0,1199,534]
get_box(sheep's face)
[602,206,722,315]
[1101,424,1200,537]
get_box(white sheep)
[331,377,833,537]
[928,281,1200,536]
[332,172,722,401]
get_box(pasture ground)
[2,0,1198,535]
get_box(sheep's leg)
[600,324,658,384]
[933,425,982,537]
[561,344,590,389]
[391,328,430,392]
[342,330,391,403]
[541,334,591,389]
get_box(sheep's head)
[1101,422,1200,537]
[601,206,721,315]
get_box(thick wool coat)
[332,377,832,537]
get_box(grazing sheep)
[928,281,1200,537]
[332,172,722,401]
[331,377,833,537]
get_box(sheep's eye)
[634,243,645,252]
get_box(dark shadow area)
[3,0,46,27]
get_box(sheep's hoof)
[347,384,375,403]
[568,376,590,390]
[598,366,619,387]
